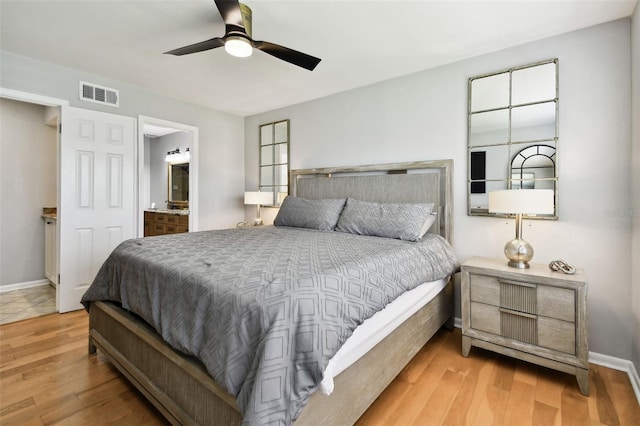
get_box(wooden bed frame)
[88,159,454,425]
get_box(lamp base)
[508,259,530,269]
[253,217,263,226]
[504,238,533,269]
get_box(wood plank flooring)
[1,310,638,425]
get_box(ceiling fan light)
[225,36,252,58]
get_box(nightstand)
[461,256,589,395]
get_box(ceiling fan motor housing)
[240,3,252,38]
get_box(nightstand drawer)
[538,317,575,354]
[472,302,539,345]
[470,302,575,353]
[470,275,538,315]
[538,286,575,323]
[469,274,500,305]
[470,302,500,335]
[469,273,575,322]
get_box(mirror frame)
[467,58,559,219]
[259,119,290,207]
[167,161,189,207]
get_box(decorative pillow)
[420,212,437,238]
[274,197,347,231]
[335,198,435,241]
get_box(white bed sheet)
[319,277,449,395]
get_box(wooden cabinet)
[144,211,188,237]
[461,256,589,395]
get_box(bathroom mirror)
[467,59,558,218]
[168,162,189,203]
[259,119,290,206]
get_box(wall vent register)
[79,81,119,107]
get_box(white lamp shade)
[244,191,273,205]
[488,189,554,215]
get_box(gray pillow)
[335,198,435,241]
[274,197,346,231]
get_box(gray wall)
[245,20,635,360]
[631,3,640,373]
[0,98,57,286]
[0,51,245,233]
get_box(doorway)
[137,116,199,236]
[0,88,68,315]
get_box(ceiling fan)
[165,0,321,71]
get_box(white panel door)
[59,107,136,312]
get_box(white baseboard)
[452,316,640,404]
[0,279,51,293]
[589,351,640,404]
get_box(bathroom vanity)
[144,210,189,237]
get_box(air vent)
[79,81,119,107]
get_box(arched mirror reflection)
[468,59,558,219]
[510,144,556,191]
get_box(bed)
[83,159,456,425]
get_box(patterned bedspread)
[81,226,458,425]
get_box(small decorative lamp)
[488,189,554,269]
[244,191,273,226]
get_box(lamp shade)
[488,189,554,215]
[244,191,273,205]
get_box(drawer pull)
[500,281,537,314]
[500,308,538,345]
[499,279,536,289]
[499,307,537,319]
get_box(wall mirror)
[168,162,189,206]
[467,58,558,219]
[259,119,290,206]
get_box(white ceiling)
[143,123,186,138]
[0,1,636,117]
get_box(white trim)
[137,115,199,235]
[589,351,640,404]
[0,88,69,107]
[454,316,640,404]
[0,279,51,293]
[454,316,462,328]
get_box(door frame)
[0,87,69,312]
[137,115,199,235]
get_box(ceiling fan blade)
[214,0,246,35]
[253,41,321,71]
[165,37,225,56]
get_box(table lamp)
[244,191,273,225]
[488,189,554,269]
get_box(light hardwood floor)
[1,310,638,425]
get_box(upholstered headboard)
[290,160,453,242]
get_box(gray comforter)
[82,226,458,425]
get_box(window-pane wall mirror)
[468,58,559,219]
[259,119,290,206]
